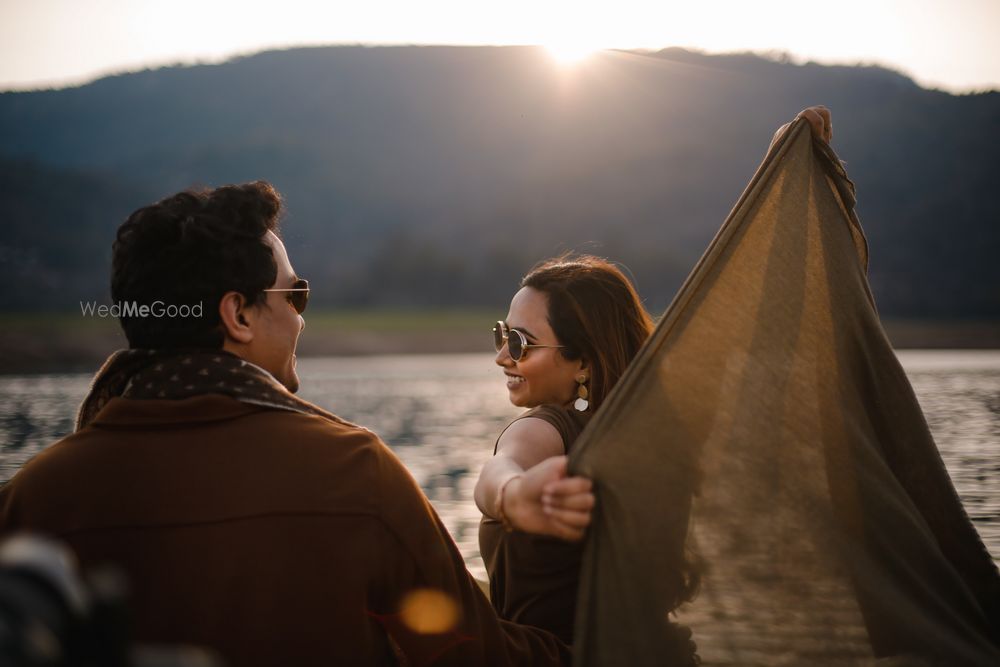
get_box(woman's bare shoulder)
[496,416,566,468]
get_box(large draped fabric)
[569,119,1000,666]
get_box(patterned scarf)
[76,348,345,431]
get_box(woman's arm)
[474,417,594,542]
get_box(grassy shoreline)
[2,311,998,375]
[0,310,498,375]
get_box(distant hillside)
[1,45,997,317]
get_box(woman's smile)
[505,372,526,389]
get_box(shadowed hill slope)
[1,46,997,317]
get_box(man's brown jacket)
[0,394,569,666]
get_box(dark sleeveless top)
[478,404,591,645]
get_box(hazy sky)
[2,0,998,93]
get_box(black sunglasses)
[492,320,564,362]
[263,278,310,314]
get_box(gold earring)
[574,374,589,412]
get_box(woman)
[475,254,660,645]
[475,107,834,647]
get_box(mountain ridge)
[1,45,997,317]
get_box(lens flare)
[399,588,459,634]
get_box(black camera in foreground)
[0,535,221,667]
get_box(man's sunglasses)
[492,320,564,362]
[263,279,310,314]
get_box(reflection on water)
[896,351,1000,564]
[0,375,93,474]
[1,351,998,579]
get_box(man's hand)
[796,105,833,143]
[503,456,594,542]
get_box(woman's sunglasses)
[492,320,564,362]
[263,279,310,314]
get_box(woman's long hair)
[521,254,654,412]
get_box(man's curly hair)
[111,181,283,349]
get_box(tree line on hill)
[1,45,997,318]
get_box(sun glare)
[544,40,601,65]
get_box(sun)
[544,40,602,65]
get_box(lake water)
[1,351,998,580]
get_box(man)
[0,182,592,665]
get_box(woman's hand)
[796,105,833,143]
[503,456,595,542]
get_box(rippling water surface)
[1,351,998,579]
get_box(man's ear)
[219,291,254,344]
